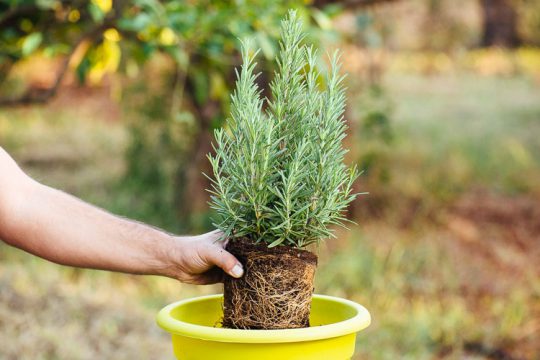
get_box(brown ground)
[444,192,540,359]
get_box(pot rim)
[156,294,371,344]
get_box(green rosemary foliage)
[207,10,359,248]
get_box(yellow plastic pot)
[156,294,370,360]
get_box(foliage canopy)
[208,11,358,248]
[0,0,327,104]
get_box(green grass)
[1,70,539,359]
[387,73,540,197]
[316,226,540,359]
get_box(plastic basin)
[156,294,371,360]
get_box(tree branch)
[0,21,113,107]
[0,1,89,28]
[0,5,40,28]
[313,0,400,9]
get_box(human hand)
[165,230,244,285]
[1,146,242,283]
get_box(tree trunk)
[480,0,521,47]
[174,99,219,231]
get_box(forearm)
[0,147,242,284]
[0,178,176,277]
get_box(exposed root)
[222,239,318,329]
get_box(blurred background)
[1,0,539,359]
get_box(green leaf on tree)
[21,32,43,56]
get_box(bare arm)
[0,147,243,284]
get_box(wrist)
[151,233,191,279]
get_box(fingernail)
[230,264,244,278]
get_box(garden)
[1,0,539,359]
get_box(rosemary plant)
[207,10,358,248]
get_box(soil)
[222,238,318,329]
[446,191,540,279]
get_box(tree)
[480,0,521,47]
[0,0,333,231]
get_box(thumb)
[204,245,244,278]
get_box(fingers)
[206,229,222,240]
[205,229,229,247]
[203,245,244,278]
[194,267,225,285]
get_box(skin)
[0,146,243,285]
